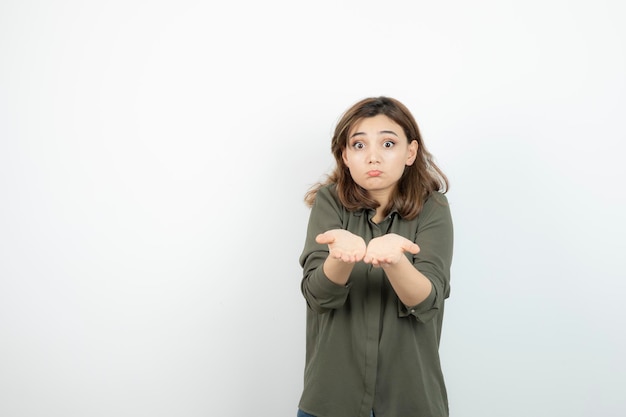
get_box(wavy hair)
[304,96,448,219]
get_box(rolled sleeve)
[398,284,438,322]
[302,264,352,313]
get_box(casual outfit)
[298,184,453,417]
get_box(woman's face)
[342,114,418,204]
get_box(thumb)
[316,232,335,245]
[402,241,420,255]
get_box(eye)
[352,141,365,150]
[383,140,395,148]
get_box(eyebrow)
[349,130,400,138]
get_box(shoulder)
[313,183,340,206]
[420,191,452,221]
[308,183,346,220]
[425,191,449,207]
[306,184,350,231]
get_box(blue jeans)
[297,409,374,417]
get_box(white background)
[1,1,625,416]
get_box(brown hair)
[304,96,448,219]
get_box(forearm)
[322,256,356,286]
[382,256,433,307]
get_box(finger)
[316,232,335,245]
[347,252,364,263]
[402,242,420,254]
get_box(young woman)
[297,96,453,417]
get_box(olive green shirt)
[298,184,453,417]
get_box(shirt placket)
[359,215,390,416]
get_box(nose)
[367,149,380,164]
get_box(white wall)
[1,1,625,416]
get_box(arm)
[363,233,431,306]
[364,193,453,321]
[316,229,366,286]
[299,186,360,313]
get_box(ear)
[342,148,349,167]
[406,140,419,166]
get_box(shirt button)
[410,309,416,313]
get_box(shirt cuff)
[398,284,438,322]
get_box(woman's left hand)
[363,233,420,267]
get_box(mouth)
[367,170,382,177]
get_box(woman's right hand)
[316,229,366,264]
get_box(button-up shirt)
[298,184,453,417]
